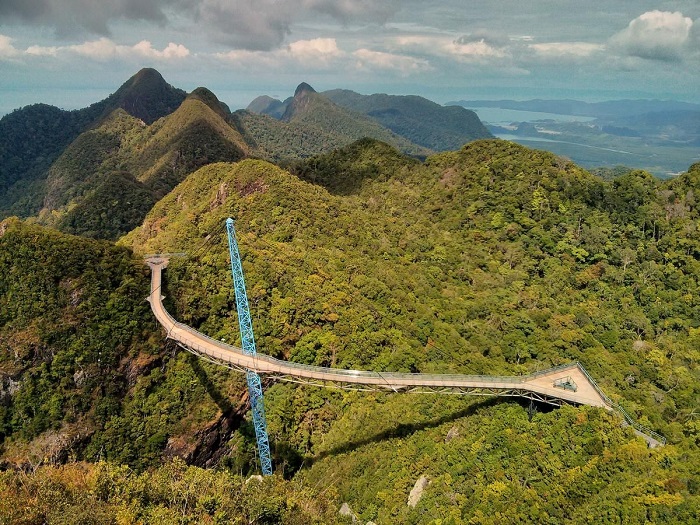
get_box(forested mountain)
[0,69,186,219]
[269,83,431,157]
[33,88,247,240]
[323,89,492,150]
[247,84,492,153]
[1,71,462,239]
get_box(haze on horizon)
[1,1,699,115]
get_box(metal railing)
[576,362,666,445]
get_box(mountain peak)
[100,68,187,124]
[130,68,166,86]
[294,82,316,97]
[187,87,231,118]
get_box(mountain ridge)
[323,89,492,150]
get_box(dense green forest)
[0,69,186,220]
[1,139,699,523]
[123,140,697,522]
[323,89,492,150]
[1,70,451,241]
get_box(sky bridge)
[145,257,665,448]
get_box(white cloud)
[352,48,431,74]
[610,10,693,61]
[8,38,191,62]
[25,45,58,57]
[215,38,344,70]
[0,34,21,59]
[132,41,190,60]
[67,38,120,60]
[216,38,430,76]
[445,38,507,61]
[392,34,509,64]
[529,42,604,57]
[288,38,342,63]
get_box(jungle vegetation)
[0,89,698,523]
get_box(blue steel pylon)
[225,218,273,476]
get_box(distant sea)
[464,107,595,125]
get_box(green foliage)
[0,220,158,456]
[324,89,493,151]
[122,139,698,521]
[58,171,157,239]
[3,137,700,522]
[0,460,340,524]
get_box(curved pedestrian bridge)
[146,257,665,446]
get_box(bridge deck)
[145,257,665,445]
[146,258,608,407]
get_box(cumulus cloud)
[352,48,431,74]
[4,37,190,62]
[0,34,21,59]
[610,10,693,61]
[288,38,343,63]
[529,42,604,57]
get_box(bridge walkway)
[145,257,665,446]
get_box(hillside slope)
[324,88,492,150]
[119,140,698,523]
[0,69,186,219]
[35,89,248,239]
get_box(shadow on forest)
[186,351,241,421]
[297,396,559,470]
[302,397,498,469]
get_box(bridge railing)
[165,310,581,385]
[576,362,666,445]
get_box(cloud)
[4,37,190,62]
[301,0,400,24]
[215,37,431,77]
[352,48,431,74]
[0,35,21,59]
[0,0,404,51]
[610,10,693,61]
[446,37,507,61]
[288,38,343,63]
[182,0,293,51]
[69,39,190,60]
[0,0,167,37]
[215,38,343,69]
[392,34,509,63]
[529,42,604,58]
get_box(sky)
[1,1,699,115]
